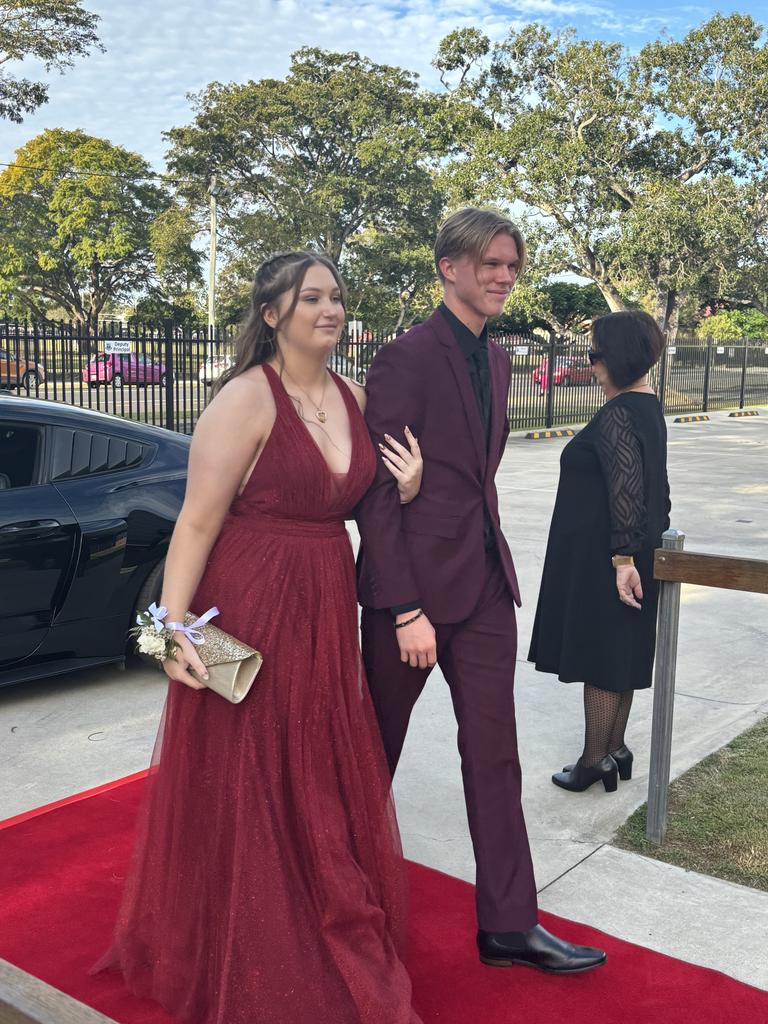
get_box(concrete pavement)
[2,408,767,988]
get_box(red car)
[532,356,593,392]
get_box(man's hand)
[395,610,437,669]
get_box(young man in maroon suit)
[357,207,606,973]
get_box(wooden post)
[647,528,685,845]
[0,959,119,1024]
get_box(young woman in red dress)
[97,252,423,1024]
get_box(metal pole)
[647,528,686,845]
[738,342,748,410]
[544,331,557,429]
[207,175,219,343]
[163,318,175,432]
[702,340,712,413]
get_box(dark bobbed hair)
[591,310,666,389]
[215,251,346,393]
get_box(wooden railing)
[0,958,118,1023]
[647,530,768,844]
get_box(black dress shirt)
[390,305,496,617]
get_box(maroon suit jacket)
[356,308,521,623]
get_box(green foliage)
[0,129,195,327]
[165,47,442,264]
[164,47,444,327]
[0,0,102,121]
[696,308,768,341]
[435,13,768,334]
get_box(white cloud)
[0,0,729,172]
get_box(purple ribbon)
[141,602,167,633]
[165,606,220,645]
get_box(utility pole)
[207,174,221,342]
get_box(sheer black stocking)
[582,686,635,767]
[608,690,634,753]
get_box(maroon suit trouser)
[361,552,538,932]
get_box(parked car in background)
[0,395,189,686]
[198,353,234,386]
[531,355,593,392]
[0,349,47,389]
[81,352,168,388]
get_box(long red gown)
[99,363,421,1024]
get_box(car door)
[0,421,79,664]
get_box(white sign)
[716,346,725,354]
[728,348,735,357]
[347,320,363,340]
[667,346,676,355]
[514,345,529,356]
[104,339,132,354]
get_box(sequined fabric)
[98,364,422,1023]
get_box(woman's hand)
[616,565,643,610]
[379,426,423,504]
[162,631,209,690]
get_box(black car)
[0,395,189,686]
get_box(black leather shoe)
[564,746,633,781]
[552,755,618,792]
[478,925,607,974]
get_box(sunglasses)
[587,349,604,365]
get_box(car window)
[0,424,43,488]
[50,426,153,480]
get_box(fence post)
[647,528,686,845]
[738,342,749,409]
[544,332,557,429]
[702,339,712,413]
[658,341,668,413]
[163,318,176,432]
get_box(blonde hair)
[434,207,526,282]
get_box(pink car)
[82,353,168,388]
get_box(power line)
[0,160,192,185]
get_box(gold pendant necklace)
[284,368,329,422]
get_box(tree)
[0,129,197,329]
[434,14,768,336]
[165,47,442,270]
[696,308,768,341]
[0,0,102,122]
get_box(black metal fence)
[1,319,767,433]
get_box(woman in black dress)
[528,310,671,792]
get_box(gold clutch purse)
[184,612,263,704]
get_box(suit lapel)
[432,309,487,476]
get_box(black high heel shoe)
[563,745,634,781]
[610,745,633,781]
[552,756,618,793]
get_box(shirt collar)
[439,302,488,359]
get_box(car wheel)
[21,370,39,388]
[112,373,124,389]
[131,558,166,666]
[558,375,571,387]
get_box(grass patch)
[614,716,768,891]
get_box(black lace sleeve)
[596,401,646,554]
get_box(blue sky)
[1,1,764,173]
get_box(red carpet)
[1,776,766,1024]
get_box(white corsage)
[129,602,179,662]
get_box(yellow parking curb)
[673,415,710,423]
[524,429,576,440]
[728,410,760,417]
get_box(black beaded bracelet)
[394,609,424,629]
